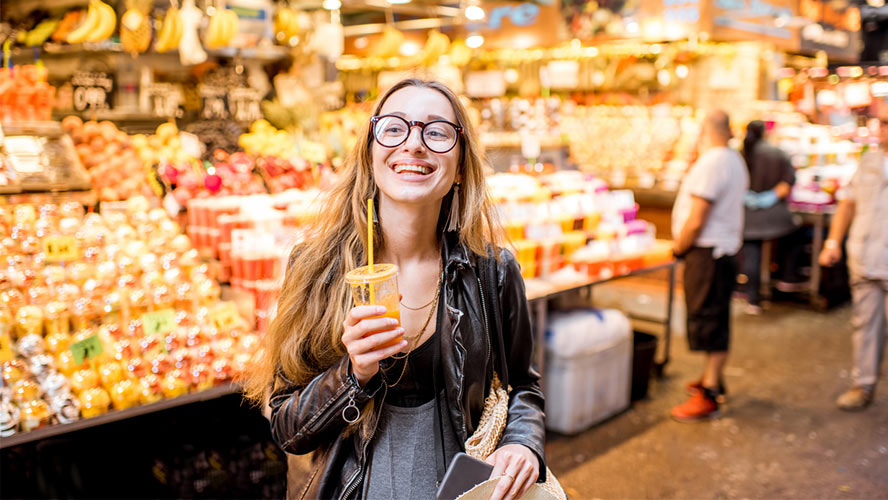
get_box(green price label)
[141,309,177,336]
[43,236,79,262]
[70,334,104,365]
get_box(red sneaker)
[685,379,727,404]
[671,389,720,422]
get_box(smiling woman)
[244,79,548,500]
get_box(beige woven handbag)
[458,373,567,500]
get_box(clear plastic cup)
[345,264,402,347]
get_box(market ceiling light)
[400,40,421,56]
[388,0,412,4]
[643,20,663,39]
[657,69,671,86]
[675,64,689,79]
[354,36,369,49]
[665,23,683,40]
[504,68,519,84]
[625,21,640,35]
[466,33,484,49]
[867,0,885,7]
[322,0,341,10]
[465,5,485,21]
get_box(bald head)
[701,109,732,149]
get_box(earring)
[446,184,460,232]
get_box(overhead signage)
[798,0,861,61]
[471,1,568,49]
[711,0,796,48]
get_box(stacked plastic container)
[543,308,632,434]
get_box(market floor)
[546,303,888,499]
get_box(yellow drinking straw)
[367,199,375,304]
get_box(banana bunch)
[24,19,61,47]
[421,29,450,65]
[372,25,404,58]
[67,0,117,44]
[274,7,301,45]
[448,39,472,66]
[154,6,183,52]
[205,8,239,49]
[120,0,153,54]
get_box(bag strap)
[481,251,509,388]
[431,281,448,484]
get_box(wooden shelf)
[11,43,293,64]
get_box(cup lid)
[345,263,398,283]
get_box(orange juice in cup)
[345,263,402,348]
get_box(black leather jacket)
[269,233,547,499]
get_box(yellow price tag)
[43,236,79,263]
[0,333,14,363]
[210,302,243,332]
[70,334,104,365]
[141,309,177,336]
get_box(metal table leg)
[655,262,675,377]
[810,212,824,307]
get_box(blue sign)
[487,3,541,29]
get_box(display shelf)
[11,43,292,64]
[0,384,239,450]
[52,109,166,122]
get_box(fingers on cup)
[345,305,386,326]
[353,337,407,365]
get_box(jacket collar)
[441,230,471,276]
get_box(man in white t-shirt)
[670,110,749,422]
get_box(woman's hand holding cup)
[343,305,406,386]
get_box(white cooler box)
[543,308,632,434]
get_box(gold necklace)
[400,294,437,311]
[383,271,442,388]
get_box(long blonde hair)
[243,79,502,423]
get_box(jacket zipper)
[339,383,386,500]
[476,274,493,377]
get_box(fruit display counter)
[489,172,673,281]
[0,196,258,440]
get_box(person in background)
[740,120,803,315]
[819,122,888,411]
[670,110,749,422]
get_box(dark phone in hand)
[436,452,495,500]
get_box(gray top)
[846,151,888,280]
[363,397,462,500]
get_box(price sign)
[210,302,243,331]
[70,334,104,365]
[4,135,46,174]
[43,235,79,262]
[0,333,14,363]
[141,309,177,336]
[199,84,229,120]
[72,71,113,111]
[228,87,263,123]
[145,83,185,118]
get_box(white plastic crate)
[542,309,632,434]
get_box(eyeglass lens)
[374,116,458,153]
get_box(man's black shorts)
[683,247,737,352]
